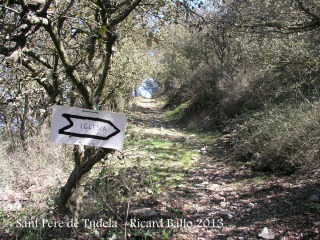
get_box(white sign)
[50,105,126,150]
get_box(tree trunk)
[20,94,29,151]
[56,145,113,218]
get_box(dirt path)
[1,97,318,239]
[126,97,320,240]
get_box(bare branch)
[57,0,75,34]
[1,5,21,14]
[44,23,93,108]
[296,0,320,21]
[39,0,55,15]
[21,59,54,97]
[108,0,142,27]
[23,48,52,68]
[93,32,117,106]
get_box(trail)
[125,97,320,240]
[0,97,318,239]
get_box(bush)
[0,130,72,210]
[233,101,320,173]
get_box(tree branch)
[44,22,93,108]
[38,0,55,16]
[1,5,20,14]
[23,49,52,68]
[21,59,55,99]
[93,31,117,106]
[0,46,15,56]
[296,0,320,21]
[178,0,206,23]
[57,0,75,35]
[108,0,142,27]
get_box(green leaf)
[99,27,106,35]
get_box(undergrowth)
[235,100,320,173]
[0,131,73,239]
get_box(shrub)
[234,101,320,173]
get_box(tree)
[217,0,320,34]
[0,0,207,220]
[155,0,319,124]
[0,0,150,220]
[216,0,320,95]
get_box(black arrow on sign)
[59,114,120,140]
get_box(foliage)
[154,0,320,174]
[234,101,320,173]
[218,0,320,33]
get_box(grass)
[235,174,274,188]
[162,101,191,121]
[309,203,320,213]
[235,100,320,173]
[123,125,202,188]
[0,132,74,239]
[192,131,220,145]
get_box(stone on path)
[128,207,158,220]
[212,194,225,204]
[258,227,275,240]
[220,210,234,220]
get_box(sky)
[135,78,160,99]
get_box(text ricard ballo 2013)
[15,218,224,229]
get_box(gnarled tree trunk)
[56,145,113,219]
